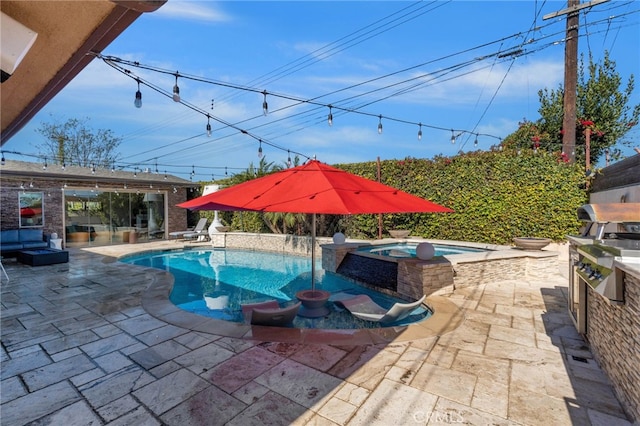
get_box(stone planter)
[389,230,410,238]
[513,237,552,250]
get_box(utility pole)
[543,0,609,164]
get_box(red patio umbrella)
[178,160,452,215]
[177,160,452,312]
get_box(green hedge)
[336,150,587,244]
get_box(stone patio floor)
[0,241,634,425]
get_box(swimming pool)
[121,248,431,329]
[356,242,489,258]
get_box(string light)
[134,78,142,108]
[417,123,423,141]
[287,150,292,168]
[474,135,478,147]
[258,140,263,158]
[328,105,333,126]
[97,54,506,167]
[377,115,383,134]
[1,152,5,165]
[172,73,180,102]
[133,168,137,178]
[206,115,212,137]
[91,163,96,174]
[42,158,47,170]
[111,163,115,173]
[61,161,66,170]
[262,90,268,115]
[450,130,456,144]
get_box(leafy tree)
[36,117,122,167]
[506,52,639,165]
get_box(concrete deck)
[0,241,633,425]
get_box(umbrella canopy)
[178,160,452,298]
[178,160,453,215]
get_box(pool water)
[357,242,488,258]
[121,249,431,329]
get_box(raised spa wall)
[321,238,560,300]
[210,232,560,301]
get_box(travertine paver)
[0,242,635,425]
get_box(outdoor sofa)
[0,229,48,256]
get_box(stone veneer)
[586,267,640,422]
[211,232,332,257]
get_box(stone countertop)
[615,256,640,277]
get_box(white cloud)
[154,1,231,23]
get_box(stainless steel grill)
[568,203,640,334]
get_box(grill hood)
[577,203,640,239]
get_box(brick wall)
[586,271,640,422]
[0,181,62,235]
[166,188,187,233]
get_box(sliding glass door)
[64,190,165,247]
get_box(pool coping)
[117,248,465,345]
[140,266,464,345]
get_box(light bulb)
[450,130,456,144]
[377,115,383,134]
[62,161,66,170]
[262,91,268,115]
[134,90,142,108]
[417,123,423,141]
[474,136,478,147]
[258,141,263,158]
[328,106,333,126]
[1,153,5,165]
[134,79,142,108]
[287,150,292,168]
[206,116,212,137]
[43,158,47,170]
[172,74,180,102]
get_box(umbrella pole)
[311,213,316,291]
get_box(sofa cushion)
[19,229,44,242]
[22,241,48,250]
[1,243,23,252]
[1,229,20,244]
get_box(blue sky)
[5,0,639,180]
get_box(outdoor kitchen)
[565,159,640,423]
